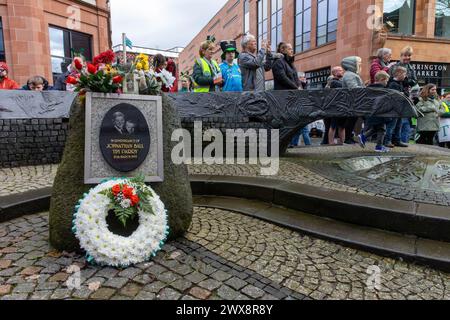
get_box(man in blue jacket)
[219,41,243,92]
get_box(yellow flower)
[136,62,143,70]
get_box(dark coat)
[387,78,409,96]
[21,77,52,91]
[329,78,343,89]
[272,57,300,90]
[53,70,71,91]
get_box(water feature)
[339,155,450,193]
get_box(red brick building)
[179,0,450,92]
[0,0,111,86]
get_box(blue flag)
[125,37,133,49]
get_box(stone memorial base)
[49,94,193,252]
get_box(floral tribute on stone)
[72,176,169,267]
[67,50,124,94]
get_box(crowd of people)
[1,36,449,150]
[184,36,450,151]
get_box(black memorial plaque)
[99,103,151,172]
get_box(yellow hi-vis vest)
[443,101,450,113]
[193,57,220,93]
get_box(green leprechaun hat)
[220,40,239,61]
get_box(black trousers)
[417,131,436,145]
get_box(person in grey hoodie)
[238,34,279,91]
[341,56,365,144]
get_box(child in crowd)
[358,71,391,153]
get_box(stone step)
[193,195,450,273]
[191,175,450,243]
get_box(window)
[383,0,416,35]
[244,0,250,34]
[257,0,268,50]
[0,18,5,62]
[270,0,283,51]
[435,0,450,38]
[49,26,92,82]
[317,0,338,46]
[295,0,312,53]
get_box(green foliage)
[98,177,155,228]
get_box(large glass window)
[435,0,450,38]
[317,0,338,46]
[49,26,92,82]
[383,0,416,35]
[244,0,250,34]
[257,0,268,50]
[270,0,283,51]
[0,18,5,62]
[295,0,312,53]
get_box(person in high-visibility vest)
[439,91,450,148]
[442,91,450,114]
[192,37,223,92]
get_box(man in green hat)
[219,40,243,92]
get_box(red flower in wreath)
[131,195,140,207]
[112,75,123,84]
[66,76,78,85]
[122,185,134,199]
[74,58,83,71]
[87,63,98,74]
[112,184,121,196]
[93,50,116,66]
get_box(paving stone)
[20,266,43,276]
[37,282,59,291]
[185,271,208,284]
[72,287,92,299]
[170,279,193,292]
[1,294,29,300]
[241,285,265,299]
[181,295,199,301]
[0,284,12,296]
[90,288,116,300]
[211,270,233,282]
[103,277,128,289]
[111,295,132,300]
[120,283,143,298]
[217,285,239,300]
[134,291,156,300]
[199,279,222,291]
[118,268,142,279]
[48,272,69,283]
[50,288,72,300]
[225,277,247,290]
[95,267,119,278]
[143,281,166,294]
[133,274,156,285]
[0,260,12,269]
[30,290,53,300]
[13,283,36,294]
[157,288,182,300]
[189,287,212,300]
[157,271,180,284]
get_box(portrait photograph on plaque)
[84,93,163,184]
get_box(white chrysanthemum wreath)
[72,177,169,267]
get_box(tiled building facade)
[0,0,111,86]
[179,0,450,92]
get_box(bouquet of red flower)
[67,50,124,94]
[100,176,154,227]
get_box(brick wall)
[0,118,69,168]
[0,0,111,86]
[179,0,450,86]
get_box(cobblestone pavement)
[0,165,58,197]
[1,144,449,203]
[0,208,449,300]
